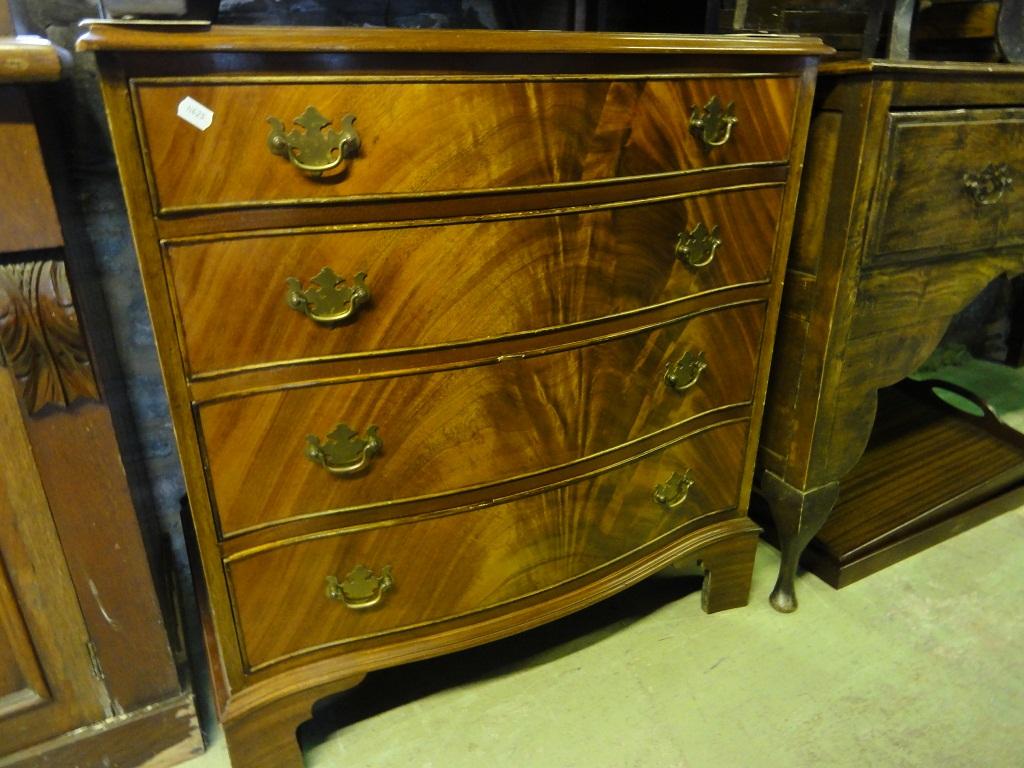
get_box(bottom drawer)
[227,419,750,672]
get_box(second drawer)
[199,301,765,536]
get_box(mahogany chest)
[79,24,826,766]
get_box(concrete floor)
[184,360,1024,768]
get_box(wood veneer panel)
[871,109,1024,260]
[134,76,797,212]
[227,419,749,672]
[168,186,783,376]
[201,302,765,536]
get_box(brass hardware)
[675,222,721,268]
[963,163,1013,205]
[665,350,708,392]
[306,423,381,475]
[286,267,370,324]
[653,469,695,511]
[267,106,361,177]
[689,96,737,148]
[326,565,394,610]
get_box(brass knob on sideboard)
[962,163,1013,206]
[306,423,381,476]
[665,350,708,393]
[653,469,695,512]
[326,565,394,610]
[267,106,361,177]
[689,95,737,148]
[675,222,721,268]
[285,267,370,324]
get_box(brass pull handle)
[286,267,370,324]
[326,565,394,610]
[267,106,361,177]
[666,350,708,392]
[963,163,1013,205]
[689,96,737,148]
[675,223,721,268]
[306,423,381,476]
[653,469,695,511]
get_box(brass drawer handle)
[689,96,737,148]
[326,565,394,610]
[665,350,708,392]
[675,222,721,268]
[267,106,361,177]
[286,267,370,324]
[306,423,381,476]
[963,163,1013,205]
[653,469,695,511]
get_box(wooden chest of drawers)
[80,24,826,766]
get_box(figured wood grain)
[201,303,765,536]
[0,88,62,252]
[872,108,1024,259]
[135,77,797,212]
[227,419,749,671]
[169,187,783,375]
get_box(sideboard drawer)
[200,302,765,536]
[169,186,783,376]
[135,76,798,212]
[872,109,1024,259]
[226,418,749,672]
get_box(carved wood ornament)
[0,260,98,414]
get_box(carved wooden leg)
[760,471,840,613]
[697,528,759,614]
[222,674,365,768]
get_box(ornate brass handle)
[306,423,381,476]
[963,163,1013,205]
[286,267,370,324]
[653,469,695,511]
[326,565,394,610]
[665,350,708,392]
[675,222,721,268]
[689,96,737,148]
[267,106,361,177]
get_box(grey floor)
[184,360,1024,768]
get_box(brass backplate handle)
[654,469,695,511]
[326,565,394,610]
[267,106,361,177]
[675,222,721,268]
[689,96,737,148]
[666,350,708,393]
[286,267,370,324]
[963,163,1013,205]
[306,423,381,476]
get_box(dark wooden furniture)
[0,26,201,768]
[80,24,827,766]
[758,59,1024,612]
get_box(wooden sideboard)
[0,27,201,768]
[80,24,828,766]
[758,59,1024,612]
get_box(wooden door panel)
[0,366,107,754]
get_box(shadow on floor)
[299,572,705,749]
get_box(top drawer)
[872,109,1024,260]
[133,76,798,213]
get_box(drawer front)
[136,77,797,211]
[873,109,1024,259]
[169,187,783,376]
[226,418,749,671]
[200,302,765,536]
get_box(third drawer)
[199,301,765,537]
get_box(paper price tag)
[177,96,214,132]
